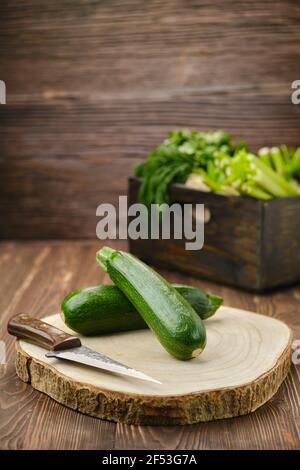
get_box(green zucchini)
[96,246,207,360]
[61,283,222,336]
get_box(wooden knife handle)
[7,313,81,351]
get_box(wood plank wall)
[0,0,299,238]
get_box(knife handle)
[7,313,81,351]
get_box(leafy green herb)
[133,129,300,203]
[134,130,245,205]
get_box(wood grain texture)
[0,240,300,448]
[15,309,292,425]
[7,313,81,351]
[0,1,300,238]
[261,197,300,288]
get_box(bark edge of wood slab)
[14,309,292,425]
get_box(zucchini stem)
[96,246,116,271]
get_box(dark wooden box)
[128,176,300,291]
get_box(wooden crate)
[128,177,300,291]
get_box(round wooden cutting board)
[15,306,292,425]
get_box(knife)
[7,313,161,384]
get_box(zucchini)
[96,246,207,360]
[61,283,222,336]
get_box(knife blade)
[7,313,161,384]
[45,345,161,383]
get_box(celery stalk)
[247,155,299,196]
[270,147,285,176]
[240,182,272,200]
[258,147,272,168]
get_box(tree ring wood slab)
[15,307,292,425]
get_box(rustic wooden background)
[1,240,300,449]
[0,0,300,239]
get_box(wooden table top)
[0,240,299,450]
